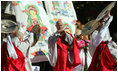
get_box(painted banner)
[44,1,77,35]
[5,1,52,63]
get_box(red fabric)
[84,56,86,70]
[27,25,33,31]
[88,41,117,71]
[53,32,81,71]
[1,42,27,71]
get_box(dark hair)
[76,35,79,39]
[76,34,83,39]
[56,21,62,24]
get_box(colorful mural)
[52,1,60,13]
[31,50,48,56]
[63,22,72,33]
[6,1,77,62]
[24,5,42,30]
[5,1,53,62]
[45,1,77,35]
[51,1,75,17]
[39,25,49,41]
[37,1,43,7]
[12,1,21,6]
[49,18,62,25]
[23,5,49,41]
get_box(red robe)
[88,41,117,71]
[53,33,81,71]
[1,42,27,71]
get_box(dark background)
[1,1,117,39]
[72,1,117,39]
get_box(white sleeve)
[48,33,59,46]
[65,33,73,45]
[93,16,113,47]
[7,35,18,59]
[48,33,58,67]
[24,32,34,46]
[108,41,117,63]
[14,32,34,49]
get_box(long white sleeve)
[48,33,59,67]
[7,35,18,59]
[65,33,73,45]
[89,16,113,57]
[12,32,34,57]
[93,16,113,47]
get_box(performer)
[1,19,34,71]
[1,20,27,71]
[11,27,34,71]
[73,34,92,71]
[88,12,117,71]
[48,21,81,71]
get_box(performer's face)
[78,35,83,40]
[56,21,64,30]
[15,30,24,42]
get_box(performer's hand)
[57,30,63,33]
[57,29,65,35]
[103,12,111,22]
[61,30,66,36]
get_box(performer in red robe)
[1,42,27,71]
[88,41,117,71]
[88,12,117,71]
[48,21,81,71]
[1,19,27,71]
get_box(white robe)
[48,32,73,67]
[12,32,34,71]
[89,15,117,63]
[73,44,92,71]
